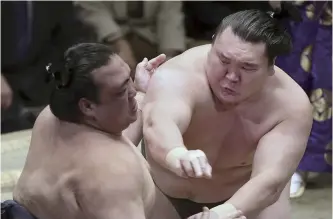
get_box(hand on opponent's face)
[134,54,166,93]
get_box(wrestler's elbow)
[143,118,161,155]
[267,183,284,205]
[250,170,286,208]
[142,104,157,146]
[143,104,185,163]
[262,173,286,205]
[142,104,166,161]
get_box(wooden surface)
[1,129,32,200]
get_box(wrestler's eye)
[241,64,257,72]
[220,59,230,64]
[242,66,255,71]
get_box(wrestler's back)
[13,107,155,219]
[147,45,309,203]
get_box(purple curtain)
[276,1,332,172]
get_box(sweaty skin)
[143,45,312,218]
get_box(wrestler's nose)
[225,70,239,83]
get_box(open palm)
[134,54,166,93]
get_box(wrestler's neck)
[81,120,124,139]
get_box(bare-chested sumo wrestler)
[12,43,167,219]
[142,10,313,219]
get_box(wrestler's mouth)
[222,87,237,96]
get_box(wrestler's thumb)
[204,164,212,178]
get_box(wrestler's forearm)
[123,92,145,146]
[143,111,187,165]
[226,171,285,216]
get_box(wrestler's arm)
[123,54,166,146]
[143,69,194,166]
[123,92,145,146]
[225,101,313,216]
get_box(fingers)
[135,57,147,73]
[146,54,166,71]
[227,210,246,219]
[197,152,212,178]
[181,153,203,177]
[204,164,212,178]
[181,159,194,177]
[190,151,204,177]
[139,57,148,67]
[138,57,148,65]
[180,150,212,178]
[174,158,188,178]
[191,158,203,177]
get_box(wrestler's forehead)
[92,55,130,86]
[214,27,266,62]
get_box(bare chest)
[183,105,275,169]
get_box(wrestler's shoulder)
[271,66,312,114]
[80,135,140,168]
[34,106,53,123]
[31,106,58,134]
[148,46,209,94]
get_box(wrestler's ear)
[78,98,96,118]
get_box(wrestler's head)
[206,10,292,105]
[49,43,137,134]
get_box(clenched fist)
[165,147,212,178]
[188,205,246,219]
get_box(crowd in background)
[1,0,331,198]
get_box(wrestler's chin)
[215,92,240,109]
[128,110,138,123]
[127,101,139,123]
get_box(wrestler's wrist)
[135,92,145,111]
[165,147,188,164]
[210,203,240,216]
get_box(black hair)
[213,9,293,65]
[47,43,115,123]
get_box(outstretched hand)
[134,54,166,93]
[167,149,212,179]
[187,207,246,219]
